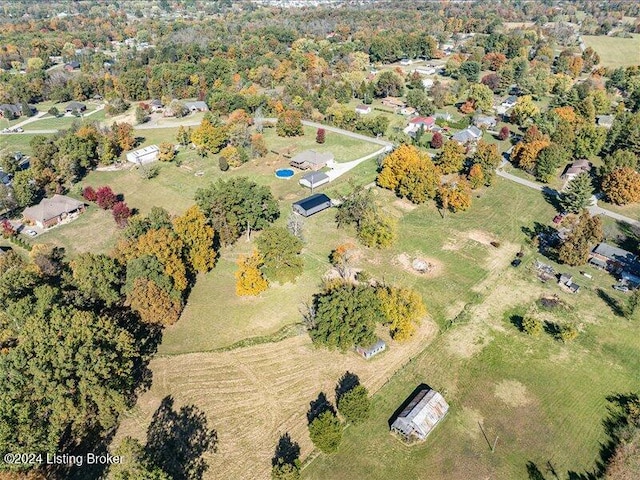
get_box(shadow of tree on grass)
[145,395,218,480]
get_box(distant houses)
[184,101,209,112]
[292,193,332,217]
[289,150,334,171]
[596,115,614,129]
[0,103,34,119]
[390,386,449,443]
[355,104,372,115]
[64,60,81,71]
[22,195,86,229]
[65,101,86,114]
[404,116,435,135]
[381,97,406,110]
[451,126,482,145]
[472,114,497,129]
[126,145,160,165]
[589,242,640,286]
[561,159,591,184]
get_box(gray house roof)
[184,101,208,111]
[356,339,386,359]
[291,150,334,167]
[22,195,85,224]
[592,243,636,264]
[66,101,86,112]
[391,388,449,441]
[451,126,482,144]
[301,171,329,184]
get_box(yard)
[112,176,629,480]
[31,125,382,257]
[582,34,640,68]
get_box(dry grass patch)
[494,380,533,407]
[115,320,438,480]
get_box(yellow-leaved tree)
[173,205,217,273]
[377,286,427,341]
[235,250,268,296]
[126,277,182,325]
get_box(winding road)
[497,160,640,228]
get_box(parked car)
[15,127,23,132]
[613,284,629,292]
[511,258,522,267]
[24,229,37,237]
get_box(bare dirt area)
[113,319,438,480]
[395,252,444,278]
[494,380,533,407]
[393,198,418,212]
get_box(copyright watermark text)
[3,452,124,467]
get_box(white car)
[15,127,23,133]
[24,229,37,237]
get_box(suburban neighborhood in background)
[0,1,639,479]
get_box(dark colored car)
[511,258,522,267]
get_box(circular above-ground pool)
[275,168,295,179]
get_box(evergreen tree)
[559,172,593,213]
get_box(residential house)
[184,101,209,112]
[596,115,614,129]
[149,99,164,111]
[289,150,334,171]
[404,116,435,135]
[22,195,86,229]
[355,339,386,360]
[65,101,86,114]
[299,171,330,189]
[390,387,449,442]
[0,171,11,186]
[0,104,23,119]
[561,159,591,183]
[590,243,640,286]
[64,61,81,71]
[126,145,160,165]
[414,67,436,76]
[451,126,483,145]
[400,106,417,116]
[292,193,332,217]
[400,59,413,66]
[381,97,406,109]
[355,104,372,115]
[501,95,518,109]
[473,114,497,129]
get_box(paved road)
[497,162,640,228]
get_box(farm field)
[582,34,640,68]
[305,270,639,480]
[114,176,628,480]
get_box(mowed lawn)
[582,34,640,68]
[304,264,640,480]
[37,126,380,257]
[161,178,557,354]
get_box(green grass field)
[304,305,639,479]
[582,34,640,68]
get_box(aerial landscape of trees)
[0,0,640,478]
